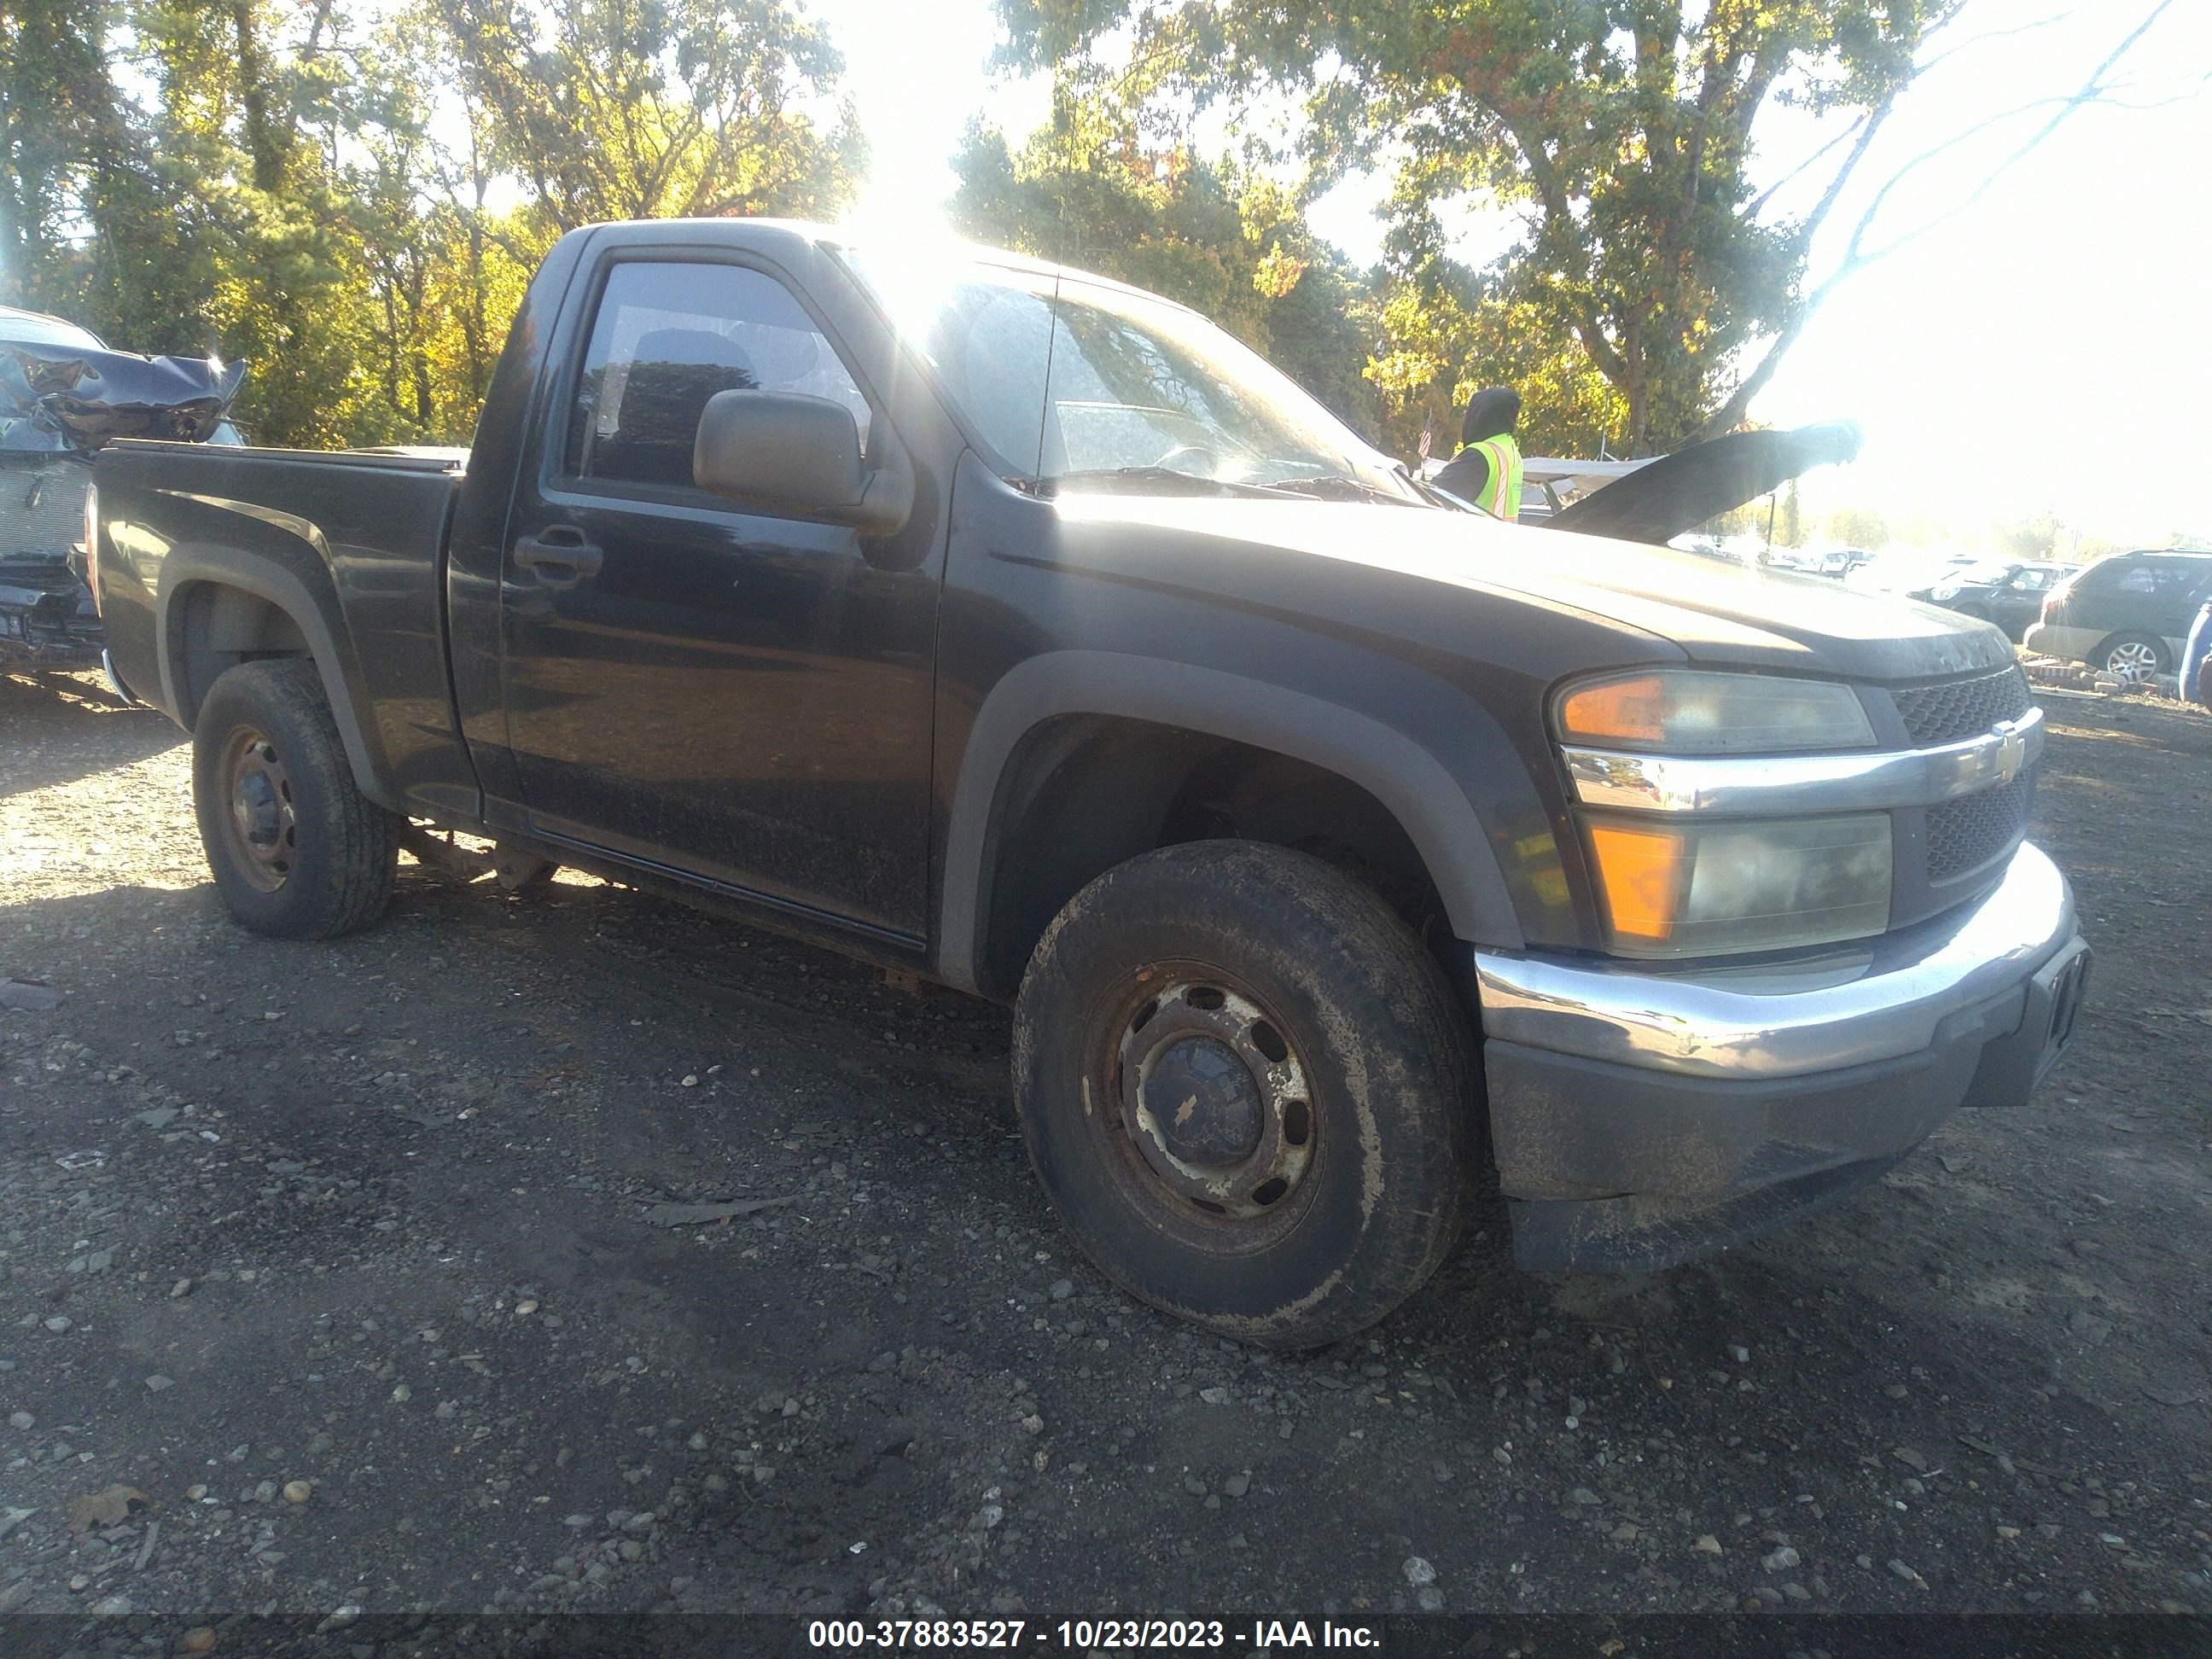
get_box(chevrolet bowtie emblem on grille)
[1992,719,2027,781]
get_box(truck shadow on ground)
[0,670,184,800]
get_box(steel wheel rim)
[1085,963,1324,1253]
[216,725,298,892]
[2108,641,2159,679]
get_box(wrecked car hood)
[1049,492,2016,683]
[1545,422,1863,544]
[3,336,247,454]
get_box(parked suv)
[2024,550,2212,678]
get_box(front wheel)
[192,658,398,939]
[1012,841,1475,1348]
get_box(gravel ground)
[2,667,2209,1627]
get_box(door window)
[2144,556,2212,596]
[566,262,871,492]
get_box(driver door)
[498,255,942,938]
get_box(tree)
[1826,504,1891,549]
[3,0,864,450]
[1777,480,1805,548]
[434,0,864,236]
[73,0,380,446]
[1992,509,2061,562]
[997,0,2180,454]
[1359,256,1624,461]
[0,0,130,310]
[950,81,1383,438]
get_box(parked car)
[2,305,242,674]
[1906,559,2072,642]
[1844,550,1979,595]
[2023,549,2212,679]
[2186,601,2212,709]
[1815,547,1878,579]
[90,220,2089,1346]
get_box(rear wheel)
[1012,841,1475,1349]
[192,658,397,939]
[2097,632,2167,679]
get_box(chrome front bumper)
[1466,842,2090,1270]
[1472,841,2078,1080]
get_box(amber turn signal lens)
[1556,675,1668,747]
[1585,821,1686,941]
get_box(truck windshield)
[841,249,1417,504]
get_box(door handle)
[513,527,604,585]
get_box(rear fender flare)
[938,649,1526,993]
[154,542,398,811]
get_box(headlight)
[1930,583,1960,602]
[1553,670,1875,754]
[1583,814,1893,957]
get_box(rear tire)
[2096,632,2167,679]
[1012,841,1475,1349]
[192,658,397,939]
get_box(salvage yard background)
[2,667,2208,1620]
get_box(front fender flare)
[938,649,1527,993]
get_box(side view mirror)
[693,389,913,537]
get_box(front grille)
[1892,667,2033,747]
[1926,766,2035,881]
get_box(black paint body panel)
[92,217,2019,987]
[92,442,473,815]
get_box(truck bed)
[93,439,479,818]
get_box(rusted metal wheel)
[213,725,299,893]
[1091,969,1320,1250]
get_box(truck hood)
[1053,493,2015,683]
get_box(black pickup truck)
[90,218,2091,1346]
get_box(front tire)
[1012,841,1475,1348]
[192,658,397,939]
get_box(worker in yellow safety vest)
[1433,387,1524,521]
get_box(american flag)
[1417,422,1432,461]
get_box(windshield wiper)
[1040,467,1294,500]
[1261,472,1414,505]
[1393,461,1463,511]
